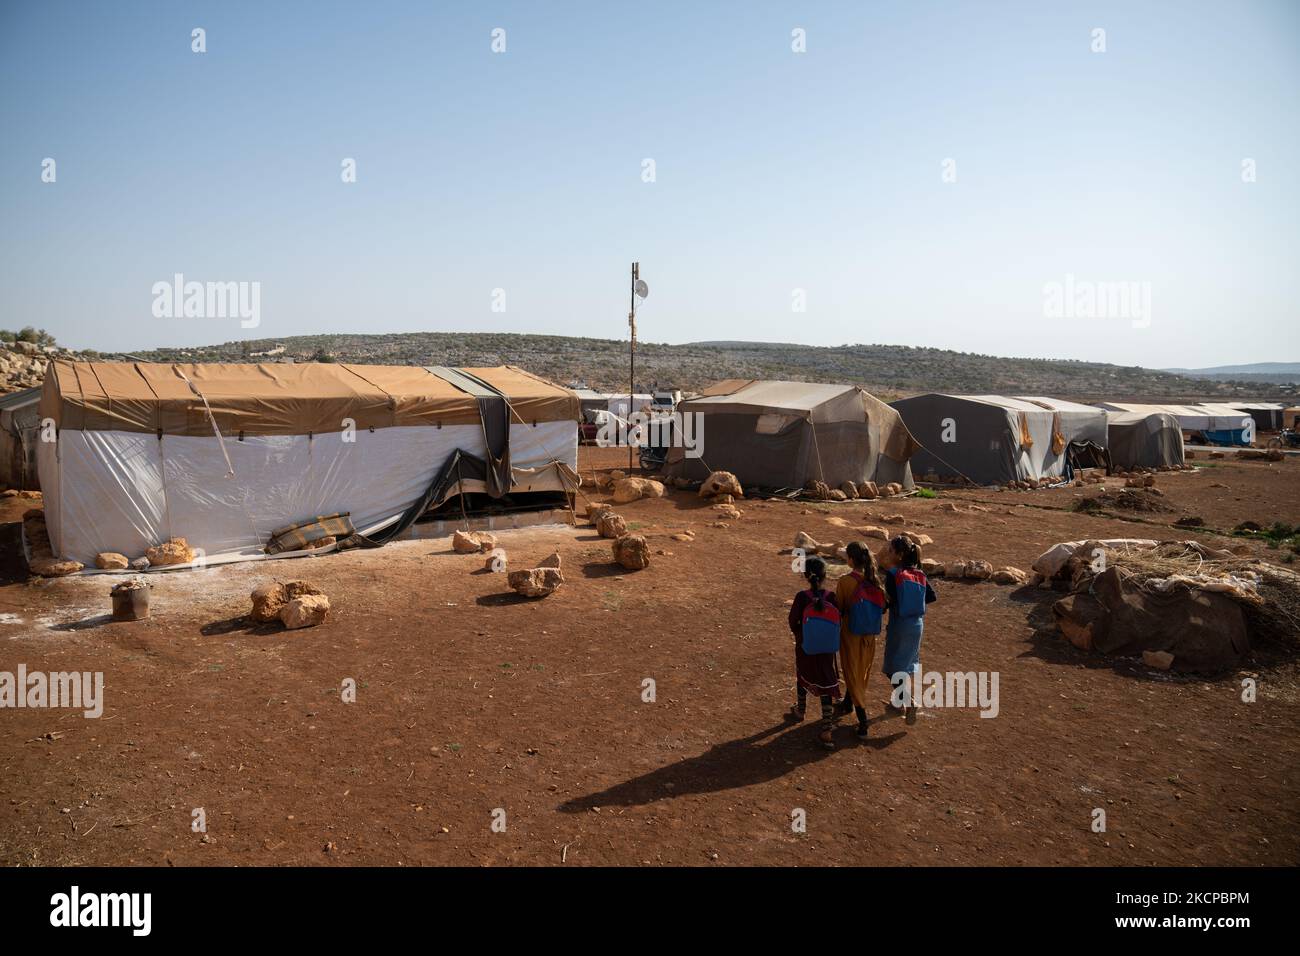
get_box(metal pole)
[629,261,637,471]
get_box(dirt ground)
[1,449,1297,867]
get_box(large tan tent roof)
[679,378,918,465]
[684,379,876,422]
[40,361,578,436]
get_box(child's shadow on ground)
[558,720,905,812]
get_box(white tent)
[1094,401,1251,433]
[38,361,579,565]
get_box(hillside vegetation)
[120,332,1294,403]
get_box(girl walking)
[836,541,886,739]
[787,555,843,750]
[880,536,936,725]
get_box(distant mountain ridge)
[1163,362,1300,384]
[109,331,1295,403]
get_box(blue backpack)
[890,567,929,619]
[845,571,886,635]
[800,590,841,654]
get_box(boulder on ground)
[671,532,695,542]
[991,566,1028,585]
[857,525,888,540]
[586,501,615,521]
[611,477,666,504]
[699,471,743,499]
[805,480,830,500]
[30,557,83,577]
[826,489,848,501]
[839,481,860,500]
[452,530,496,554]
[901,531,933,547]
[285,580,324,599]
[963,560,993,580]
[612,534,651,570]
[129,557,150,571]
[883,514,906,525]
[250,583,288,622]
[146,537,195,567]
[95,552,130,571]
[714,503,742,519]
[793,531,819,550]
[597,512,628,539]
[920,558,945,576]
[281,593,330,629]
[859,481,879,500]
[507,566,564,598]
[1142,649,1175,670]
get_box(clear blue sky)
[2,0,1296,368]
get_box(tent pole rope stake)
[174,367,235,479]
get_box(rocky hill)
[122,333,1293,403]
[0,341,58,394]
[4,333,1295,403]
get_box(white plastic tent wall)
[38,422,575,565]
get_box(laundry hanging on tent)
[1018,411,1034,450]
[1051,412,1066,455]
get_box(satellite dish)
[634,278,649,299]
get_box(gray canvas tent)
[571,387,610,421]
[0,387,41,491]
[663,379,917,490]
[1106,411,1184,470]
[890,394,1108,486]
[1229,403,1285,431]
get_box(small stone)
[991,566,1027,585]
[452,530,496,554]
[250,583,288,622]
[281,593,330,629]
[699,471,743,499]
[1142,650,1175,671]
[611,477,665,504]
[612,534,651,570]
[30,557,83,577]
[507,567,564,598]
[146,537,195,567]
[597,513,628,539]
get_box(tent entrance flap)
[425,366,511,497]
[346,447,491,549]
